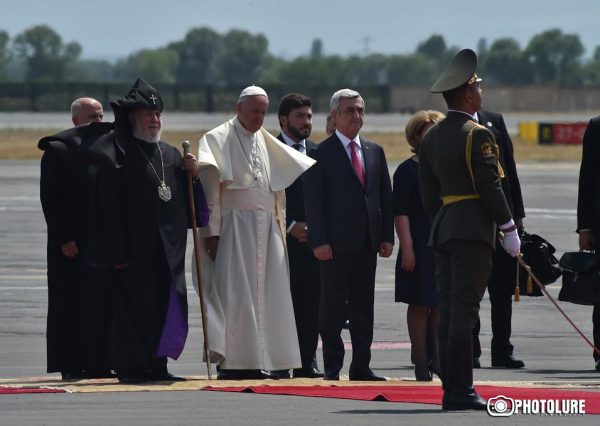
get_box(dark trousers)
[473,244,516,359]
[434,240,492,392]
[594,304,600,361]
[319,244,377,375]
[79,266,115,372]
[287,237,321,370]
[46,247,82,373]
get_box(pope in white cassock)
[192,86,316,380]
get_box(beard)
[287,124,311,141]
[132,124,161,143]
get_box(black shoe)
[415,367,432,381]
[117,373,150,384]
[84,369,116,379]
[61,370,85,381]
[217,369,262,380]
[217,369,241,380]
[268,370,290,379]
[259,370,280,380]
[217,369,279,380]
[595,360,600,372]
[148,364,186,382]
[473,357,481,369]
[149,371,186,382]
[428,360,441,378]
[442,388,487,411]
[349,368,386,381]
[293,367,324,379]
[492,355,525,369]
[323,371,339,381]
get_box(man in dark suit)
[274,93,322,379]
[419,49,521,410]
[577,115,600,372]
[39,98,115,381]
[303,89,394,382]
[472,109,526,369]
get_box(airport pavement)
[0,160,599,425]
[0,111,594,134]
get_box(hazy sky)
[2,0,599,61]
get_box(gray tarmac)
[0,111,595,134]
[1,160,599,425]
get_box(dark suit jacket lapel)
[478,111,498,138]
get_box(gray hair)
[70,97,101,116]
[70,98,83,116]
[329,88,363,112]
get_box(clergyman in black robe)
[39,119,115,380]
[87,78,207,383]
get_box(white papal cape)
[192,117,315,370]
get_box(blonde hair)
[404,110,445,153]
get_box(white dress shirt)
[335,129,365,168]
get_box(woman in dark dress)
[393,110,445,381]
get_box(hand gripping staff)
[182,140,212,380]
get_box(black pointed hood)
[110,78,163,129]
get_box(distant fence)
[1,82,600,113]
[0,82,391,113]
[390,85,600,113]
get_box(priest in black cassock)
[39,113,114,380]
[88,79,206,383]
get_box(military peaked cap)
[430,49,482,93]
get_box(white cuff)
[500,219,515,231]
[286,220,297,234]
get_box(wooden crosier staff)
[182,140,212,379]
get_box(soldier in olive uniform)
[419,49,521,411]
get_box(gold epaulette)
[466,120,487,131]
[465,123,505,188]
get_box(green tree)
[582,46,600,85]
[347,53,390,86]
[0,30,10,80]
[115,48,179,83]
[169,27,222,85]
[274,55,351,87]
[217,29,269,86]
[388,53,437,85]
[525,28,584,85]
[67,59,115,82]
[13,24,81,82]
[481,38,532,84]
[416,34,447,59]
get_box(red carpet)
[204,384,600,414]
[0,386,66,395]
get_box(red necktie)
[350,141,365,186]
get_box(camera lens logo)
[487,395,515,417]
